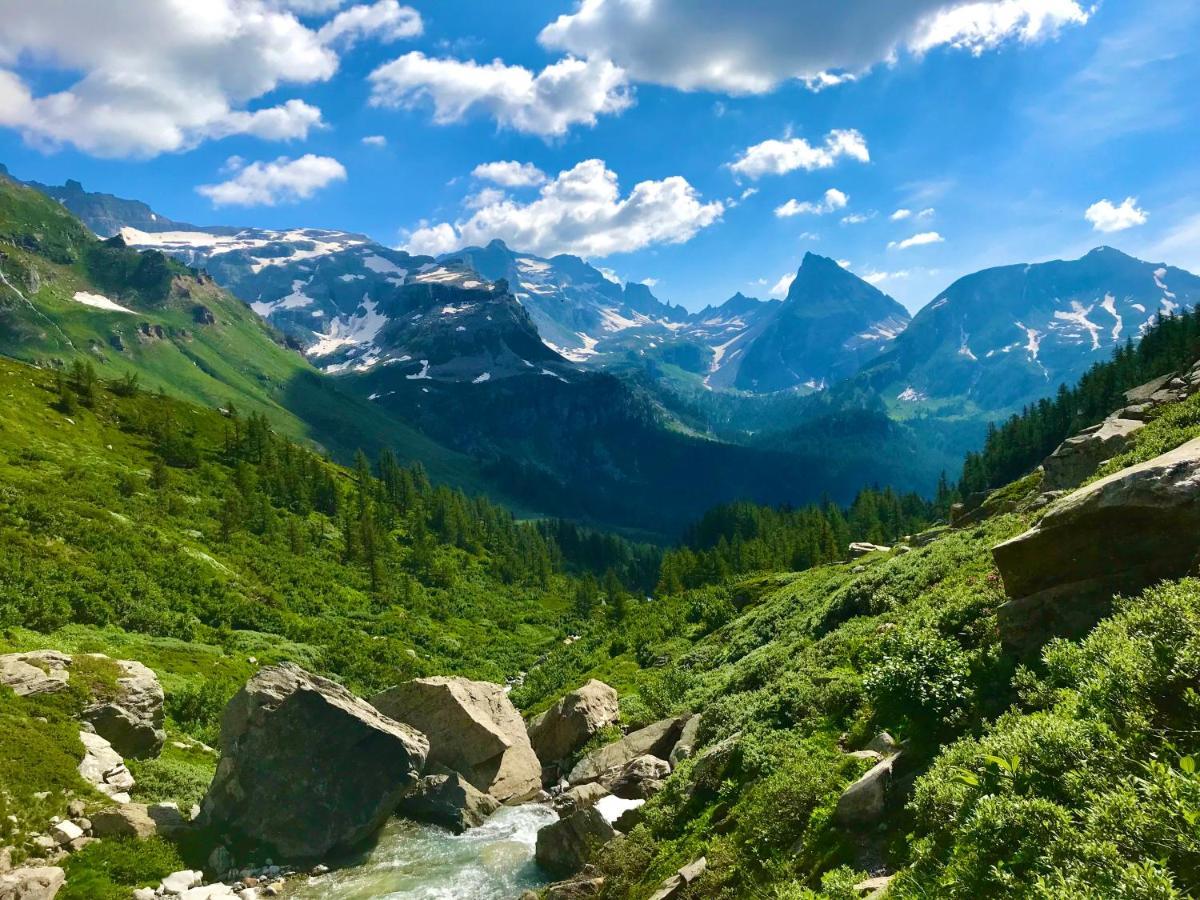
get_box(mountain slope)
[864,246,1200,414]
[733,252,911,393]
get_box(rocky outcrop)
[200,664,429,860]
[527,680,619,765]
[567,716,687,785]
[1042,417,1144,490]
[849,542,890,559]
[78,731,135,803]
[0,652,70,697]
[397,771,500,834]
[371,676,541,802]
[90,803,187,840]
[668,714,701,768]
[835,752,903,829]
[994,437,1200,655]
[535,808,616,877]
[0,866,65,899]
[647,857,707,900]
[81,658,165,758]
[604,755,670,800]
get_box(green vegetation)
[61,837,185,900]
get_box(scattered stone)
[0,652,70,697]
[65,801,86,820]
[526,681,619,765]
[854,874,894,898]
[865,732,899,756]
[133,888,156,900]
[668,714,701,768]
[848,542,890,559]
[535,808,616,877]
[92,803,188,840]
[47,822,81,847]
[604,754,670,800]
[397,771,500,834]
[568,716,688,785]
[835,753,902,829]
[199,664,428,860]
[160,869,203,895]
[0,866,65,900]
[647,857,707,900]
[552,782,609,817]
[994,437,1200,655]
[544,871,606,899]
[81,658,165,758]
[371,676,540,802]
[77,731,135,802]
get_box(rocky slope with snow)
[863,247,1200,414]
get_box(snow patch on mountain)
[1053,300,1102,351]
[71,291,134,313]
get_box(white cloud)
[540,0,1089,95]
[917,207,936,218]
[197,154,347,206]
[317,1,422,47]
[891,208,913,221]
[402,159,723,259]
[1085,197,1148,233]
[0,0,341,158]
[889,231,945,249]
[368,52,631,137]
[403,221,461,256]
[731,129,869,180]
[841,212,875,225]
[464,187,508,210]
[472,160,548,188]
[362,134,388,146]
[769,272,796,298]
[863,269,911,284]
[640,277,660,287]
[775,189,848,218]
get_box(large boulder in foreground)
[994,437,1200,655]
[527,680,619,765]
[535,808,615,877]
[200,664,428,860]
[397,771,500,834]
[0,866,65,899]
[0,651,70,697]
[568,716,688,785]
[82,658,165,758]
[371,676,541,802]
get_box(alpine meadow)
[2,2,1200,900]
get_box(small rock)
[647,857,707,900]
[604,754,670,800]
[48,821,82,846]
[834,753,902,829]
[133,888,157,900]
[160,869,203,895]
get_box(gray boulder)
[82,658,165,758]
[1041,417,1144,490]
[668,714,701,768]
[994,437,1200,655]
[371,676,541,802]
[647,857,707,900]
[568,716,688,785]
[397,771,500,834]
[849,542,890,559]
[0,652,70,697]
[604,754,670,800]
[90,803,187,840]
[834,753,902,829]
[527,680,619,765]
[535,808,616,877]
[78,731,135,803]
[200,663,428,860]
[552,782,610,817]
[0,867,65,900]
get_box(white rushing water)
[290,804,558,900]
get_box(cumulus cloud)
[317,0,422,47]
[1085,197,1148,233]
[889,231,945,249]
[403,221,461,256]
[540,0,1090,95]
[769,272,797,298]
[731,130,869,180]
[891,208,913,220]
[197,154,347,206]
[775,189,848,218]
[0,0,345,158]
[368,52,631,136]
[472,160,548,187]
[402,159,723,258]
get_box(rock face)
[0,866,65,899]
[200,664,429,860]
[535,808,616,877]
[371,676,541,802]
[397,771,500,834]
[552,782,610,817]
[1042,417,1145,490]
[568,716,687,785]
[0,651,70,697]
[78,731,135,803]
[605,755,671,800]
[668,714,701,768]
[835,753,902,829]
[526,680,620,765]
[82,658,165,758]
[994,437,1200,655]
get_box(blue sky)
[0,0,1197,313]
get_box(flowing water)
[290,804,559,900]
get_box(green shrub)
[864,627,972,737]
[61,837,185,900]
